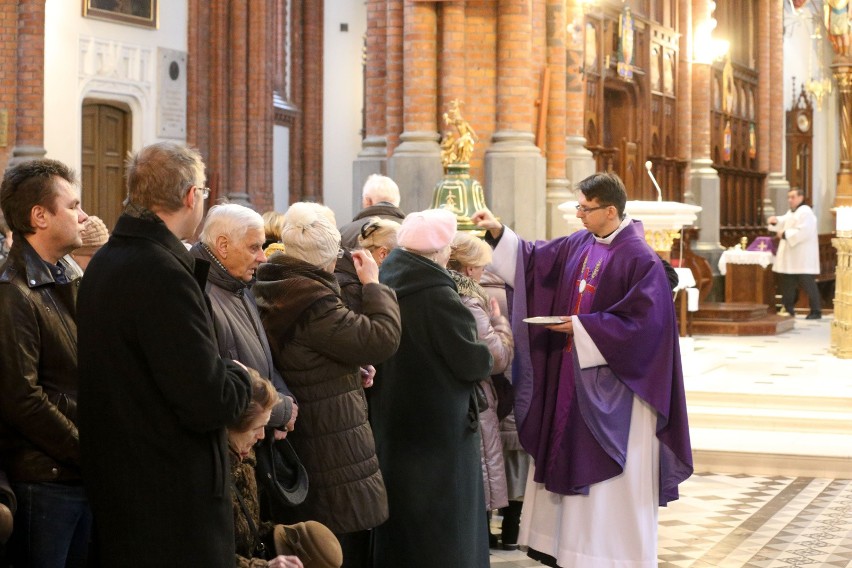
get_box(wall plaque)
[157,48,187,139]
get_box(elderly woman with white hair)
[371,208,494,568]
[253,202,401,568]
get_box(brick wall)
[462,1,497,181]
[0,1,19,168]
[16,0,44,149]
[187,0,282,211]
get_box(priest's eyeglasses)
[575,204,608,214]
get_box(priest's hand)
[545,316,573,334]
[471,210,503,240]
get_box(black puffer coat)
[253,255,401,534]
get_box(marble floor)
[489,316,852,567]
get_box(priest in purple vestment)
[471,172,692,568]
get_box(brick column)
[765,0,789,218]
[545,0,571,238]
[246,0,273,211]
[485,0,546,239]
[226,0,250,205]
[563,0,596,230]
[354,0,390,211]
[756,0,770,176]
[192,0,230,204]
[677,0,693,200]
[8,0,47,166]
[689,0,722,257]
[385,0,403,154]
[301,1,324,202]
[0,1,19,168]
[439,2,466,110]
[388,0,442,212]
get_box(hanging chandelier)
[805,12,833,108]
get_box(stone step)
[694,302,771,321]
[688,405,852,435]
[687,389,852,414]
[690,313,795,336]
[689,427,852,478]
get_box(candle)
[837,206,852,235]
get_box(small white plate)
[523,316,567,325]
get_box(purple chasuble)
[509,220,693,505]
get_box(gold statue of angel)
[440,99,478,168]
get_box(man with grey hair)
[190,203,298,435]
[77,142,252,567]
[339,174,404,249]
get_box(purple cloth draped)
[509,220,693,505]
[747,236,777,255]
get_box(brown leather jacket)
[0,238,81,483]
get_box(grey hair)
[362,174,401,206]
[199,203,264,247]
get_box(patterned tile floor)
[490,317,852,567]
[489,472,852,567]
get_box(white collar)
[593,216,631,245]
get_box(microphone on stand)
[645,160,663,202]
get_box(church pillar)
[8,0,46,167]
[385,0,404,155]
[246,0,273,207]
[388,0,442,212]
[756,0,771,217]
[485,0,546,239]
[765,0,789,218]
[563,0,596,232]
[677,0,693,201]
[226,0,251,205]
[300,1,324,202]
[832,64,852,208]
[689,0,722,261]
[545,0,570,238]
[439,2,466,112]
[354,0,390,211]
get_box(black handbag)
[254,434,309,522]
[473,382,489,412]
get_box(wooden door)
[81,101,131,231]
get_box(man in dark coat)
[77,142,252,567]
[338,174,404,249]
[371,209,493,568]
[0,159,91,567]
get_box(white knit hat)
[281,202,341,267]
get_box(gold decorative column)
[831,227,852,358]
[833,65,852,208]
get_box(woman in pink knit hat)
[371,208,495,568]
